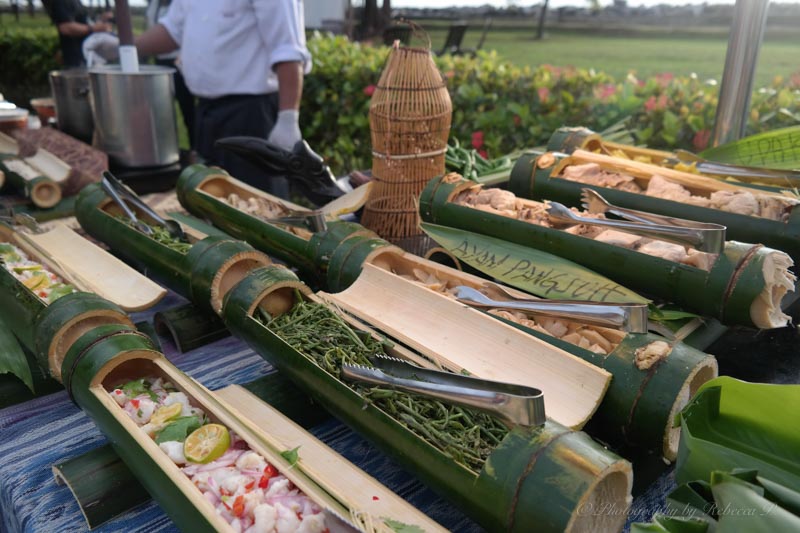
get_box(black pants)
[195,93,289,199]
[155,58,196,149]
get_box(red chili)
[232,495,245,517]
[244,480,255,491]
[264,464,278,479]
[130,399,140,408]
[258,475,269,488]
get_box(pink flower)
[537,87,550,103]
[655,72,674,87]
[478,149,488,159]
[644,94,668,112]
[644,96,658,112]
[596,83,617,102]
[471,131,484,149]
[693,129,711,152]
[363,85,376,97]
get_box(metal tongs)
[101,171,188,241]
[342,355,546,428]
[0,212,44,234]
[454,284,648,333]
[269,209,327,233]
[667,149,800,185]
[546,188,726,253]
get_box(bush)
[2,31,799,174]
[0,27,60,107]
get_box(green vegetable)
[383,518,426,533]
[12,265,42,273]
[259,293,509,472]
[445,142,514,182]
[46,284,75,304]
[279,446,300,467]
[0,243,22,263]
[154,416,202,444]
[121,378,158,402]
[117,216,192,254]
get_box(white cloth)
[267,109,301,150]
[82,32,120,67]
[145,0,178,60]
[159,0,311,99]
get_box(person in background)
[134,0,311,198]
[145,0,196,151]
[42,0,113,68]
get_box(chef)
[134,0,311,198]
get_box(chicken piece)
[758,195,797,221]
[236,451,267,472]
[561,332,583,346]
[618,180,644,194]
[580,328,614,354]
[587,344,608,355]
[488,189,518,211]
[412,268,428,282]
[538,317,569,338]
[683,249,716,271]
[636,240,689,263]
[595,170,639,189]
[489,309,517,322]
[159,441,187,465]
[296,513,326,533]
[561,163,603,183]
[709,190,759,216]
[275,502,302,533]
[634,341,671,370]
[252,503,277,533]
[593,229,642,249]
[646,175,694,202]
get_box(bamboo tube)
[509,150,800,266]
[153,303,229,353]
[76,183,272,315]
[421,173,796,329]
[0,155,62,208]
[222,266,633,532]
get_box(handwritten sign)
[421,222,648,304]
[700,125,800,171]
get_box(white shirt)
[160,0,311,99]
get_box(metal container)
[88,65,179,168]
[49,69,94,143]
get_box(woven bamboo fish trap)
[360,39,452,252]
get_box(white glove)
[83,33,120,67]
[267,109,302,151]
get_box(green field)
[423,26,799,88]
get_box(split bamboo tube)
[509,149,800,267]
[421,174,796,329]
[222,265,633,532]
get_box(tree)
[361,0,392,39]
[536,0,549,40]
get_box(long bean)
[117,216,192,254]
[259,293,510,472]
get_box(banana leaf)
[630,516,709,533]
[0,314,33,392]
[700,126,800,171]
[675,377,800,491]
[420,222,647,304]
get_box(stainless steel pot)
[49,69,94,143]
[88,65,179,168]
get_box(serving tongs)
[101,171,188,242]
[268,209,327,233]
[341,355,546,428]
[454,284,648,333]
[215,137,345,206]
[547,189,725,253]
[0,212,44,234]
[666,149,800,185]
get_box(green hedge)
[3,30,799,175]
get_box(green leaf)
[0,315,34,393]
[383,518,426,533]
[699,126,800,170]
[121,378,158,401]
[154,416,202,444]
[676,377,800,491]
[711,474,800,532]
[420,222,648,304]
[46,284,75,304]
[280,446,300,466]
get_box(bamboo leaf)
[383,518,426,533]
[420,222,648,303]
[676,377,800,491]
[699,126,800,170]
[0,315,34,392]
[711,475,800,532]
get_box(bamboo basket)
[360,40,452,248]
[175,166,718,461]
[420,174,796,329]
[509,149,800,267]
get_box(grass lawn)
[425,27,800,88]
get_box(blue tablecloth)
[0,291,671,532]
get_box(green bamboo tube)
[509,150,800,267]
[152,303,229,353]
[76,183,271,315]
[0,155,62,208]
[176,164,320,282]
[0,251,47,349]
[421,173,794,329]
[221,265,633,532]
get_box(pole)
[711,0,770,147]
